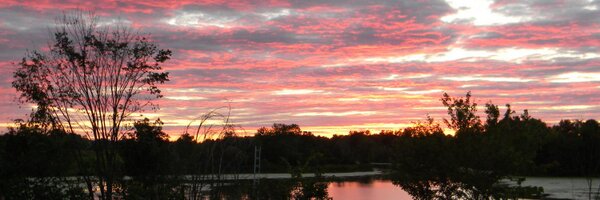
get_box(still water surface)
[327,177,600,200]
[328,179,412,200]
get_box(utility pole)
[253,145,262,199]
[253,145,262,178]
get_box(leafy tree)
[11,11,171,199]
[484,102,500,130]
[392,117,459,199]
[256,123,304,136]
[581,120,600,199]
[121,118,170,179]
[440,91,482,134]
[119,118,175,199]
[0,123,87,199]
[402,116,444,137]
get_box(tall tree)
[440,91,482,134]
[12,11,171,199]
[484,102,500,130]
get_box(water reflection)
[10,175,599,199]
[328,179,412,200]
[391,174,544,200]
[206,176,332,200]
[208,175,545,200]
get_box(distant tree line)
[1,92,599,199]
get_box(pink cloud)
[0,0,599,137]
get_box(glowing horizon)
[0,0,599,138]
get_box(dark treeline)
[1,92,600,199]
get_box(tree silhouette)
[256,123,304,136]
[12,11,170,199]
[440,91,482,134]
[484,102,500,130]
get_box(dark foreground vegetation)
[1,92,600,199]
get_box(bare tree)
[12,11,171,199]
[182,105,248,199]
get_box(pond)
[516,177,600,199]
[8,175,600,199]
[199,175,600,199]
[328,179,412,199]
[326,177,600,200]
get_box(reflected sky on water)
[328,179,412,200]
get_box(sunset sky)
[0,0,599,137]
